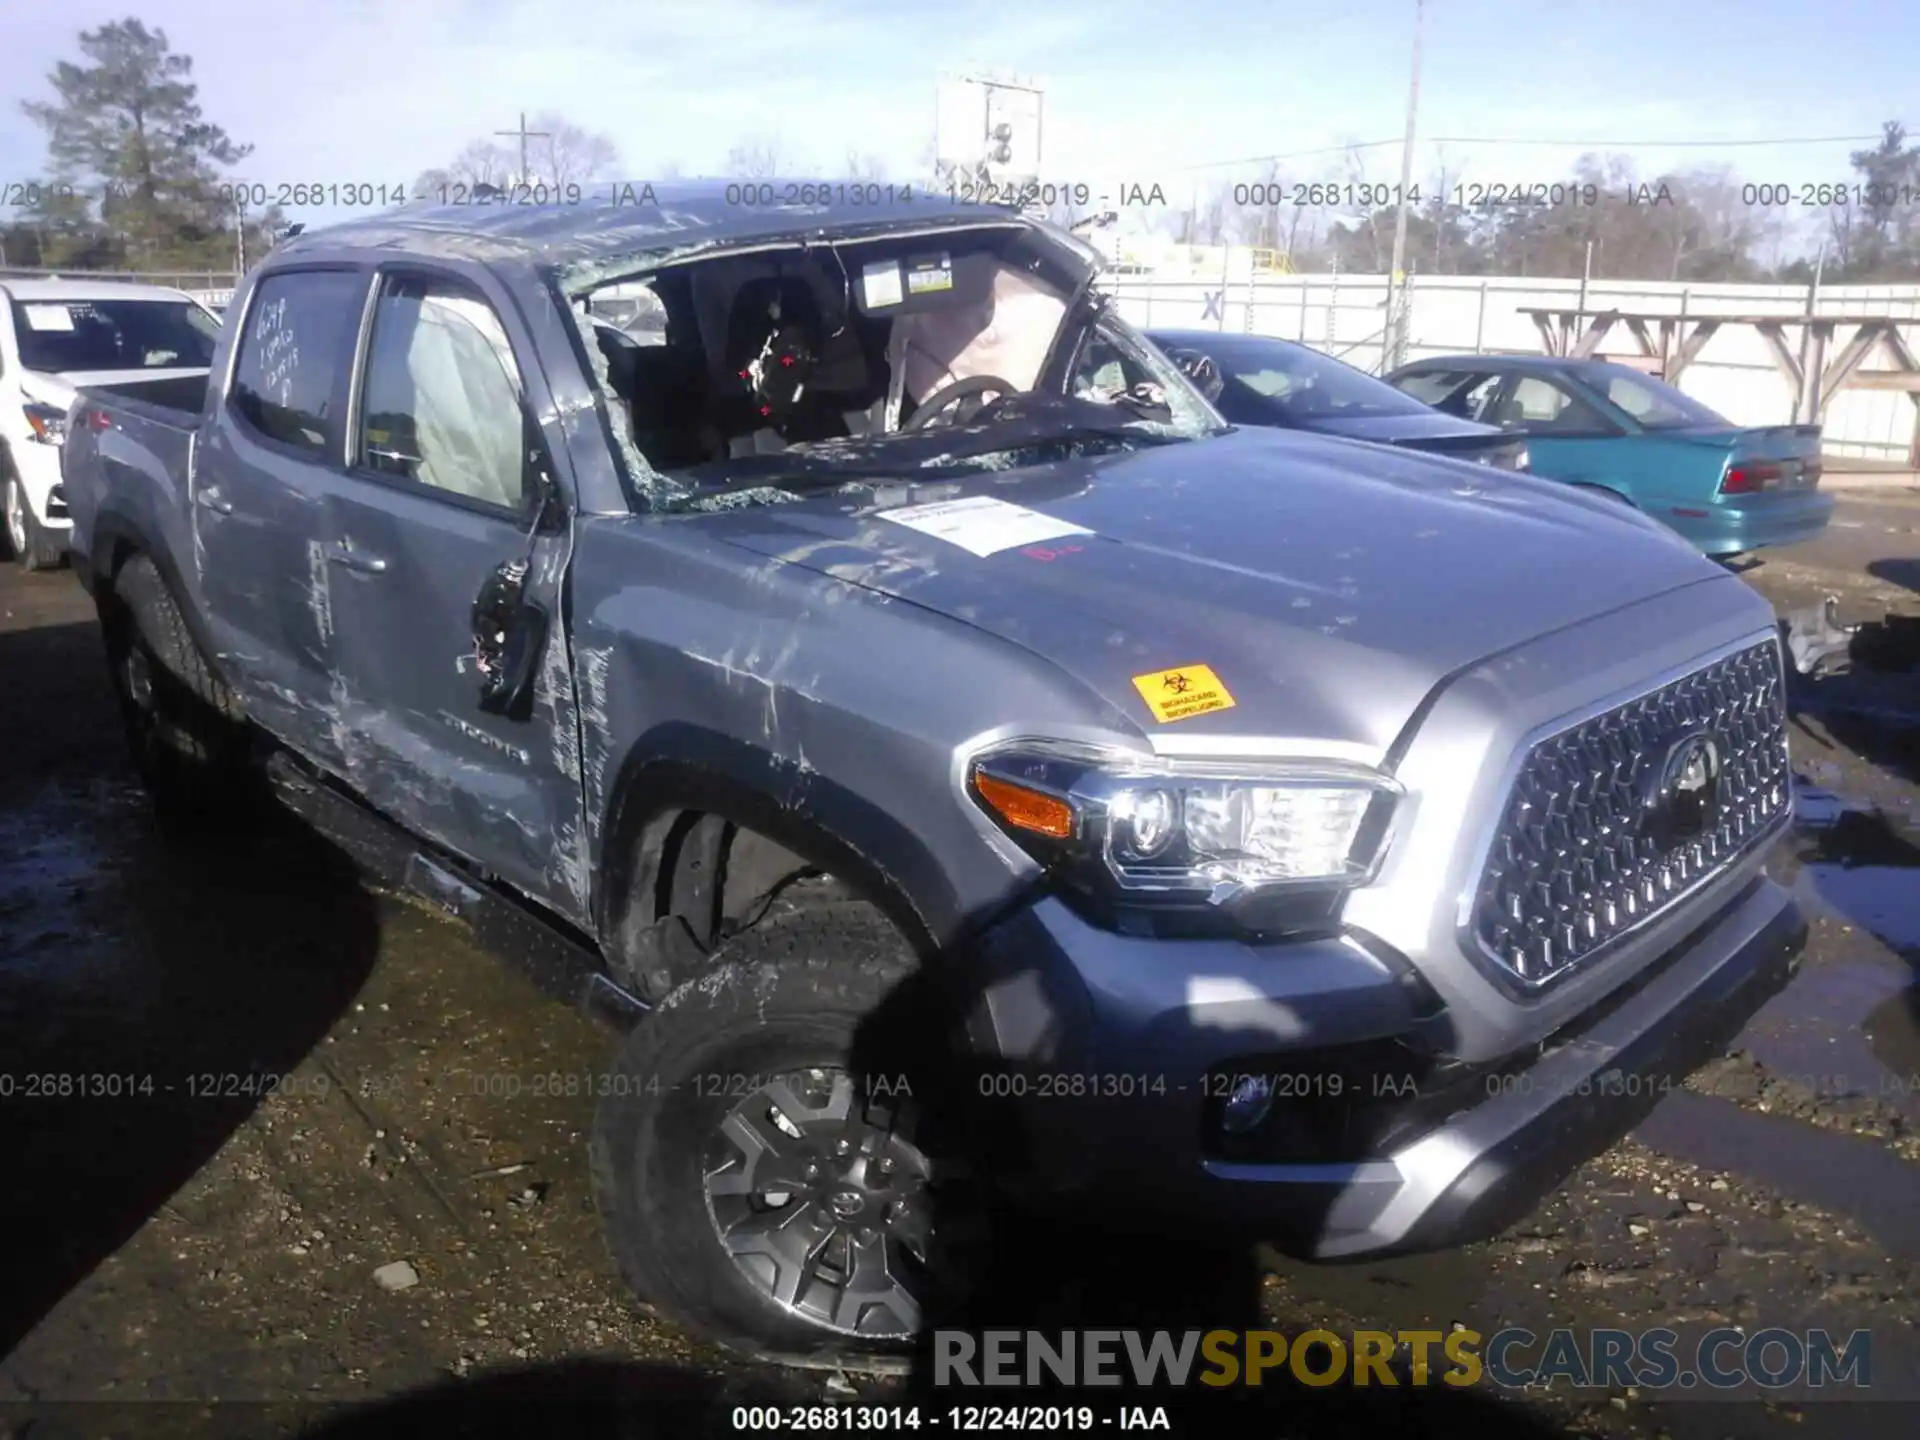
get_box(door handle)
[325,540,388,574]
[196,486,234,516]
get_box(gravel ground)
[2,499,1917,1440]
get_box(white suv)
[1,278,220,570]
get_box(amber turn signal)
[973,771,1075,840]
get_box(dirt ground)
[2,497,1917,1440]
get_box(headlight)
[967,741,1401,932]
[23,403,67,446]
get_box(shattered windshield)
[579,231,1225,510]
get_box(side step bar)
[264,751,647,1031]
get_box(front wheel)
[3,473,66,572]
[590,903,984,1366]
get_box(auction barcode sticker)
[876,495,1092,557]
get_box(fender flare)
[593,722,969,973]
[85,506,233,691]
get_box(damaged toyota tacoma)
[60,184,1808,1366]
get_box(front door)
[321,267,591,924]
[1484,373,1625,489]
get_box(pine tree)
[20,18,252,269]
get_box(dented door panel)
[192,265,374,774]
[322,494,588,922]
[320,259,592,924]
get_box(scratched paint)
[305,538,333,646]
[575,643,615,845]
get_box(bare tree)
[1178,182,1234,245]
[843,148,889,182]
[414,139,514,200]
[1339,145,1387,271]
[1225,159,1291,252]
[413,115,617,201]
[525,112,619,194]
[725,136,802,179]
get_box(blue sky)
[1,0,1913,232]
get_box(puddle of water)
[1738,960,1918,1119]
[1790,782,1920,954]
[1636,1089,1920,1256]
[1865,990,1920,1084]
[1784,782,1920,1104]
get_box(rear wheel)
[102,553,258,825]
[590,902,985,1366]
[3,473,66,572]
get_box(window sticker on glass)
[861,260,904,309]
[905,253,954,295]
[23,304,76,332]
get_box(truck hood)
[704,426,1721,757]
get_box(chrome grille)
[1471,640,1790,984]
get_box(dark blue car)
[1147,328,1529,469]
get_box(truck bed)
[62,374,208,581]
[86,372,209,424]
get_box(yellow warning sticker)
[1131,664,1237,724]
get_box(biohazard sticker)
[1131,664,1236,723]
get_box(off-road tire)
[590,901,970,1368]
[3,472,67,572]
[102,553,258,825]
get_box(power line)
[1166,129,1906,174]
[1166,141,1398,173]
[1427,131,1898,149]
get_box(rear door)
[193,266,370,771]
[322,265,591,924]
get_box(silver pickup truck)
[61,185,1806,1366]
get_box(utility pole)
[1385,0,1426,369]
[493,111,552,187]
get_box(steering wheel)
[1167,348,1223,403]
[901,373,1019,433]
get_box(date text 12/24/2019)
[730,1404,1175,1431]
[0,1071,331,1100]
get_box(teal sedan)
[1383,354,1833,556]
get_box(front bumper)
[967,870,1804,1258]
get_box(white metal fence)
[1101,270,1920,464]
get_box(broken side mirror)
[471,410,561,719]
[472,556,548,720]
